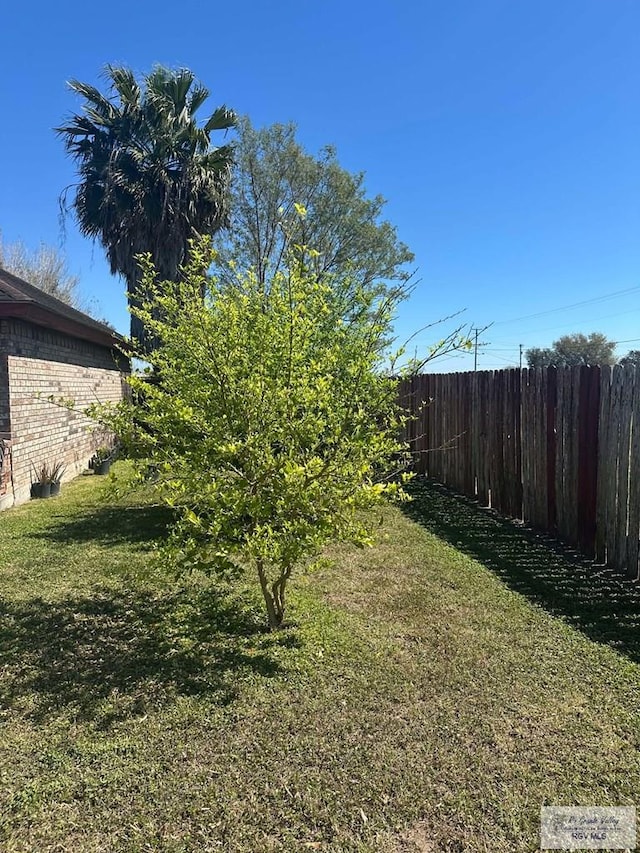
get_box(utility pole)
[519,343,523,370]
[473,328,479,372]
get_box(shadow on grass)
[403,478,640,664]
[27,503,175,550]
[0,583,291,726]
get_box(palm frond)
[187,83,210,116]
[204,106,236,133]
[67,79,117,120]
[106,65,141,109]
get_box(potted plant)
[30,461,67,498]
[91,446,114,475]
[30,463,52,499]
[49,461,66,496]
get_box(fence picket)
[595,366,612,563]
[627,367,640,580]
[615,365,635,572]
[606,367,624,567]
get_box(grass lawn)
[0,470,639,852]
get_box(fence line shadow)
[402,477,640,664]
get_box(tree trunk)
[127,273,150,354]
[129,304,147,353]
[256,559,290,630]
[127,249,203,355]
[127,270,165,356]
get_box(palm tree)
[57,65,235,350]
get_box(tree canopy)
[57,65,235,349]
[619,349,640,368]
[215,118,414,303]
[525,332,617,368]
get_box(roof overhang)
[0,302,126,351]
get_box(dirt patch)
[392,822,435,852]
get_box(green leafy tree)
[57,65,235,350]
[526,332,617,368]
[215,118,414,305]
[619,349,640,367]
[525,347,556,368]
[96,239,411,629]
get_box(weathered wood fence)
[399,366,640,580]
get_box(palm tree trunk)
[127,274,153,355]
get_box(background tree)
[526,332,617,367]
[619,349,640,367]
[215,118,414,304]
[525,346,556,368]
[57,65,235,350]
[0,234,84,310]
[93,239,410,629]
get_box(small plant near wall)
[49,461,66,496]
[31,463,51,499]
[30,461,66,499]
[90,446,116,475]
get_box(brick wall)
[0,318,128,509]
[0,352,10,433]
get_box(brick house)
[0,267,130,509]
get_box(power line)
[479,310,640,355]
[485,353,518,364]
[491,285,640,327]
[485,337,640,352]
[404,306,640,354]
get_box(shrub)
[95,239,411,628]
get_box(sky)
[1,0,638,371]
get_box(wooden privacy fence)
[399,366,640,580]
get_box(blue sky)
[1,0,638,370]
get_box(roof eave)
[0,302,126,351]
